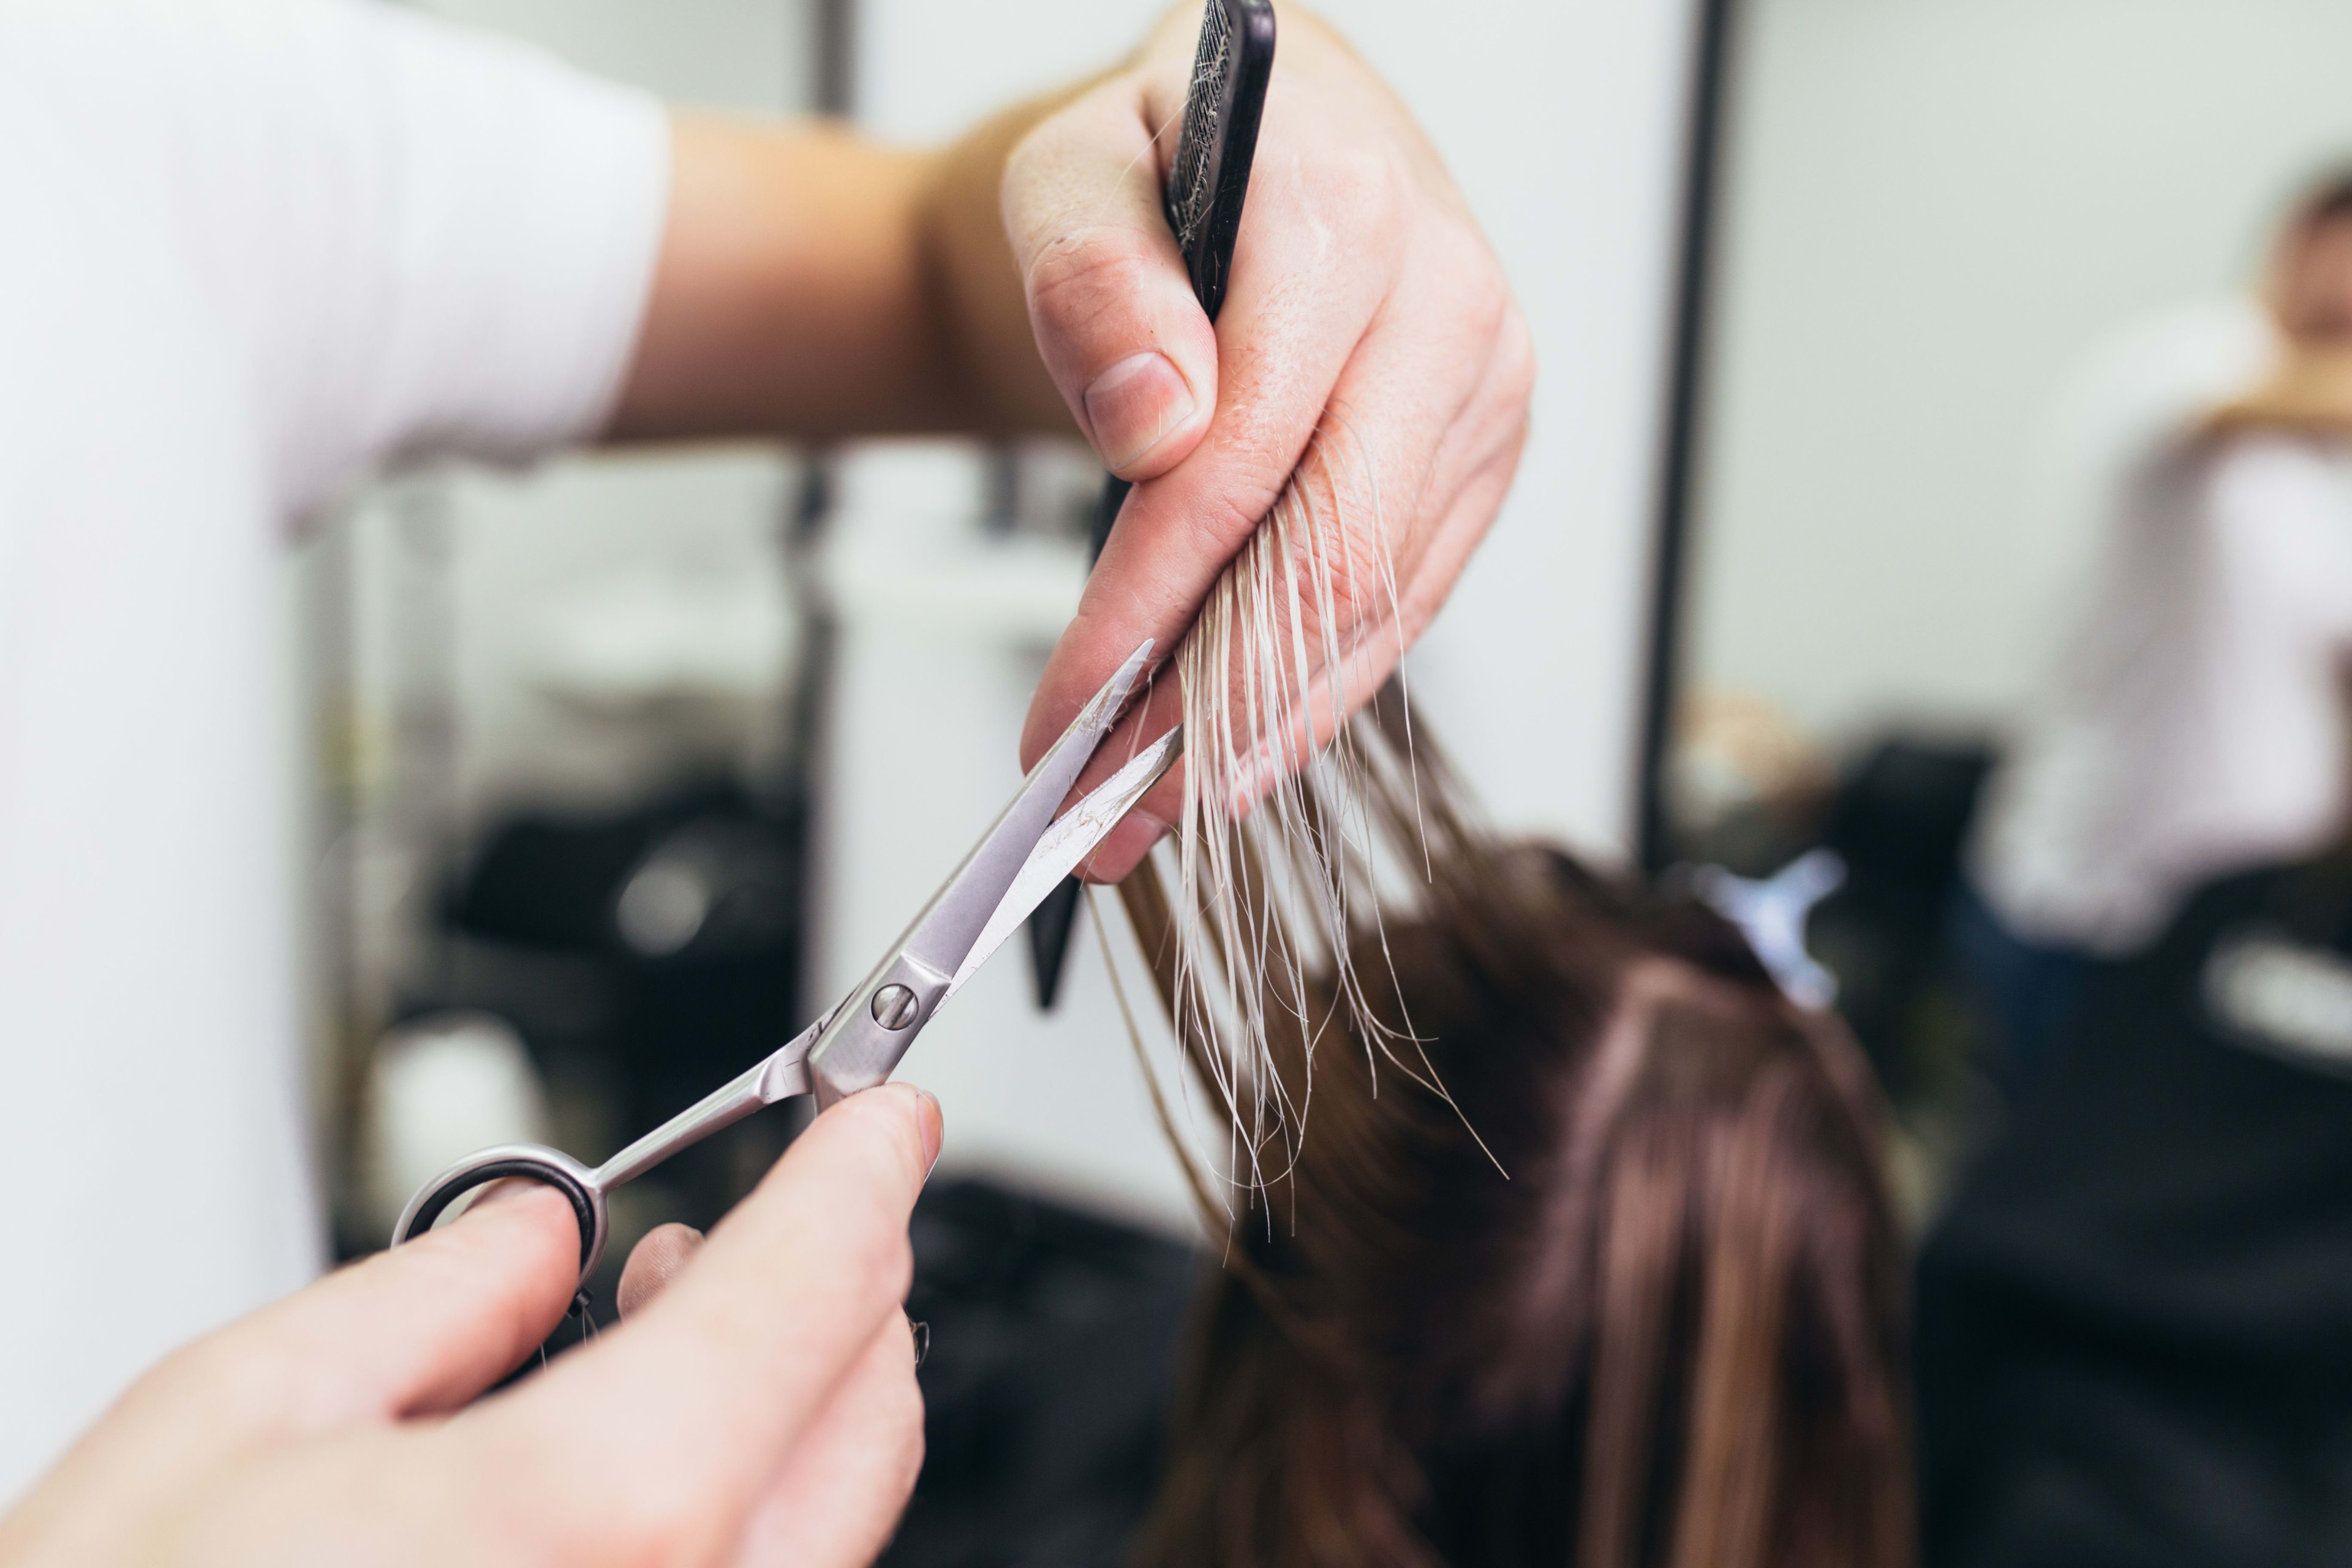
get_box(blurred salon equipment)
[357,1011,552,1238]
[1643,1,2352,1562]
[1918,848,2352,1567]
[883,1181,1194,1567]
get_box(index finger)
[1016,56,1403,777]
[470,1085,942,1553]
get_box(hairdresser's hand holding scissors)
[1,639,1174,1564]
[1003,3,1536,875]
[0,1087,936,1568]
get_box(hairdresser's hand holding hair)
[999,4,1534,872]
[0,1087,941,1567]
[609,3,1524,862]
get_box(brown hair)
[1115,690,1911,1568]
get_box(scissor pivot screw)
[870,984,921,1030]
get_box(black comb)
[1028,0,1276,1010]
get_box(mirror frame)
[1635,0,1740,876]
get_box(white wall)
[820,0,1702,1228]
[419,0,810,111]
[1343,0,1699,862]
[1690,0,2352,746]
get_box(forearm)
[606,101,1080,443]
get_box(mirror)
[1653,22,2352,1550]
[1650,0,2352,1205]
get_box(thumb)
[1005,74,1216,481]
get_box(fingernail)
[1083,809,1172,882]
[465,1177,540,1216]
[1084,352,1194,472]
[914,1088,943,1180]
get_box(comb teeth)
[1168,0,1233,257]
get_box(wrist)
[916,91,1099,435]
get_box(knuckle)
[1218,421,1314,523]
[1182,486,1272,580]
[1432,236,1517,352]
[1464,257,1515,347]
[594,1482,706,1567]
[1318,141,1409,235]
[1491,300,1537,407]
[1025,227,1161,339]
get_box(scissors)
[391,640,1181,1287]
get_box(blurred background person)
[1961,173,2352,1091]
[1920,176,2352,1568]
[1642,6,2352,1562]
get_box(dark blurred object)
[1945,880,2115,1097]
[448,781,802,1123]
[377,781,807,1287]
[1676,736,1995,1110]
[453,781,799,964]
[884,1180,1196,1568]
[1821,740,1992,894]
[1919,849,2352,1568]
[1025,873,1082,1010]
[1808,739,1995,1099]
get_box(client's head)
[1122,758,1910,1567]
[2272,169,2352,344]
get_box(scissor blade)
[897,640,1157,982]
[948,725,1184,997]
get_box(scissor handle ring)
[390,1144,608,1287]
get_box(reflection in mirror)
[1661,0,2352,1204]
[1655,6,2352,1563]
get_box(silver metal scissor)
[390,641,1181,1286]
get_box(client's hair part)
[1112,687,1911,1568]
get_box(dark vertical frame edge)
[789,0,856,1114]
[1634,0,1741,875]
[812,0,856,118]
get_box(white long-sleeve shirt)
[0,0,668,1496]
[1973,301,2352,956]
